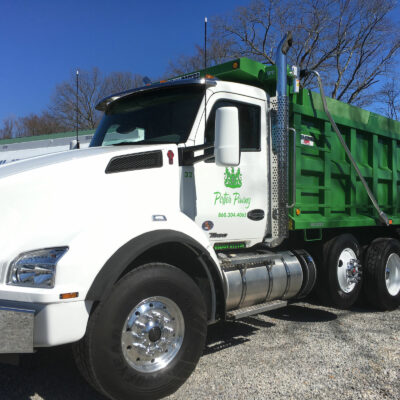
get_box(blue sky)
[1,0,399,123]
[0,0,248,122]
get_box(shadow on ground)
[0,346,105,400]
[203,303,338,356]
[266,304,338,323]
[0,303,339,399]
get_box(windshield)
[90,85,204,147]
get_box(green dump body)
[290,90,400,230]
[202,57,400,230]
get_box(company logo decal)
[202,221,214,231]
[224,167,242,188]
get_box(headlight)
[7,247,69,288]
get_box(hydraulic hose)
[304,70,389,226]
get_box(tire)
[292,249,317,299]
[363,238,400,311]
[73,263,207,400]
[316,234,362,309]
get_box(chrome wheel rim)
[337,248,360,293]
[121,296,185,373]
[385,253,400,296]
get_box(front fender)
[58,211,226,307]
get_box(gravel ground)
[0,302,399,400]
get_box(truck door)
[184,93,269,247]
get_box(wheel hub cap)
[148,326,162,342]
[337,248,361,293]
[386,253,400,296]
[121,296,185,373]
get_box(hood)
[0,144,181,261]
[0,145,162,179]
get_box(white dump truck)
[1,34,399,400]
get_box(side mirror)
[214,107,240,166]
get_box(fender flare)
[86,229,224,321]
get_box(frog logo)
[224,167,242,188]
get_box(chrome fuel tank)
[221,251,304,311]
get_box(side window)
[205,100,261,152]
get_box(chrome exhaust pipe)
[276,32,293,97]
[269,32,293,246]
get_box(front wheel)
[73,263,207,400]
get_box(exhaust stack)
[268,32,293,247]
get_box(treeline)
[0,69,143,140]
[167,0,400,118]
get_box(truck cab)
[93,78,271,247]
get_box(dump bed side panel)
[290,89,400,230]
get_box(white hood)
[0,144,180,263]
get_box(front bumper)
[0,300,92,353]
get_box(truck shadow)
[0,304,338,400]
[204,317,275,355]
[203,304,337,356]
[266,304,338,322]
[0,346,105,400]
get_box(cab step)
[226,300,288,320]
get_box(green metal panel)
[289,90,400,230]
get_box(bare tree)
[15,112,68,137]
[378,79,400,120]
[49,68,144,131]
[0,116,17,139]
[166,38,236,77]
[0,112,69,139]
[169,0,400,106]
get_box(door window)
[205,100,261,154]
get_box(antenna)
[204,17,207,71]
[204,17,208,142]
[75,69,80,149]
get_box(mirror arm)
[179,144,214,166]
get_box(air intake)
[105,151,163,174]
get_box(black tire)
[316,234,362,309]
[292,249,317,299]
[363,238,400,311]
[73,263,207,400]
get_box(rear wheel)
[73,263,207,400]
[316,234,362,309]
[363,238,400,311]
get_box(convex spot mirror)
[214,106,240,166]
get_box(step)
[226,300,288,320]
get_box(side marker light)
[60,292,79,300]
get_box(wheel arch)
[86,229,225,322]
